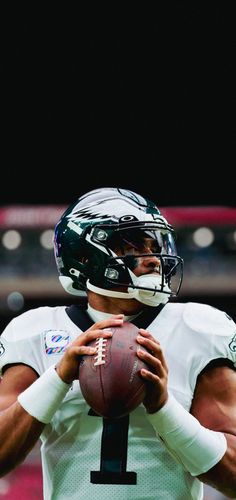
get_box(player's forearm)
[147,393,232,496]
[198,433,236,498]
[0,401,44,476]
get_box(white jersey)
[0,302,236,500]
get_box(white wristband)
[18,365,71,424]
[147,393,227,476]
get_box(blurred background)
[0,2,235,498]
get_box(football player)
[0,187,236,499]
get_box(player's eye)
[122,239,162,255]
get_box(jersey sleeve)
[0,313,45,377]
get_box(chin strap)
[87,274,170,307]
[87,281,136,299]
[59,273,171,307]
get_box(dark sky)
[1,3,235,207]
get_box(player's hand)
[136,329,168,414]
[55,314,124,384]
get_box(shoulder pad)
[183,302,236,337]
[1,306,54,342]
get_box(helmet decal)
[67,208,114,222]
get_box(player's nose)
[142,253,160,269]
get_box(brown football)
[79,322,148,418]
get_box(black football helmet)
[54,188,183,306]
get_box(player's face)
[110,231,161,277]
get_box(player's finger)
[137,329,168,370]
[137,348,166,376]
[74,328,113,346]
[70,345,97,357]
[137,336,168,372]
[87,315,124,331]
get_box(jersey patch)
[44,330,70,355]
